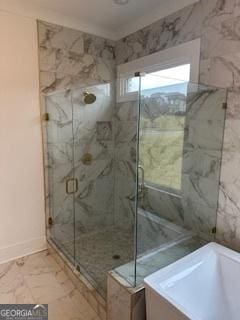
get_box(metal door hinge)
[222,103,227,109]
[48,217,53,226]
[212,227,217,234]
[134,71,146,77]
[43,113,50,121]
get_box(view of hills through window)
[138,64,190,192]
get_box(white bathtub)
[144,242,240,320]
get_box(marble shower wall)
[71,83,115,233]
[116,0,240,250]
[38,21,116,94]
[113,100,138,225]
[182,85,227,240]
[138,84,227,242]
[45,83,116,241]
[38,21,117,242]
[39,0,240,253]
[112,83,227,243]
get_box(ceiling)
[31,0,170,30]
[0,0,198,39]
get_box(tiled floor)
[66,224,134,298]
[51,212,200,297]
[0,250,101,320]
[52,223,134,298]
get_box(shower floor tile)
[0,250,101,320]
[65,224,134,298]
[50,215,207,299]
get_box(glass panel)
[135,74,227,286]
[43,74,227,294]
[45,90,75,263]
[126,64,190,93]
[139,81,188,193]
[72,81,136,297]
[113,76,140,288]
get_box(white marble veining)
[38,0,240,307]
[116,0,240,250]
[45,82,116,237]
[38,21,116,94]
[107,272,145,320]
[0,250,101,320]
[113,99,138,225]
[38,18,117,244]
[138,85,226,243]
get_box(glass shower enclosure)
[43,74,227,298]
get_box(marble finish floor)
[0,250,101,320]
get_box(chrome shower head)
[83,92,96,104]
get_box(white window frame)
[117,39,201,102]
[117,39,201,194]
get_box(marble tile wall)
[44,83,116,247]
[38,21,117,247]
[107,271,145,320]
[113,100,138,225]
[113,84,226,244]
[38,0,240,295]
[71,83,115,234]
[136,84,226,242]
[38,21,116,94]
[182,86,227,240]
[116,0,240,250]
[181,86,227,240]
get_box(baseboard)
[0,236,47,264]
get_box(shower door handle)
[66,178,79,194]
[138,165,145,190]
[75,178,79,193]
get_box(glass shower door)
[45,81,137,298]
[135,74,227,286]
[72,82,118,298]
[45,90,75,262]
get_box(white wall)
[0,0,115,40]
[0,10,46,263]
[0,0,198,40]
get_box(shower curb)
[107,271,146,320]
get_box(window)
[117,39,200,193]
[117,39,200,102]
[126,64,190,93]
[139,66,190,192]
